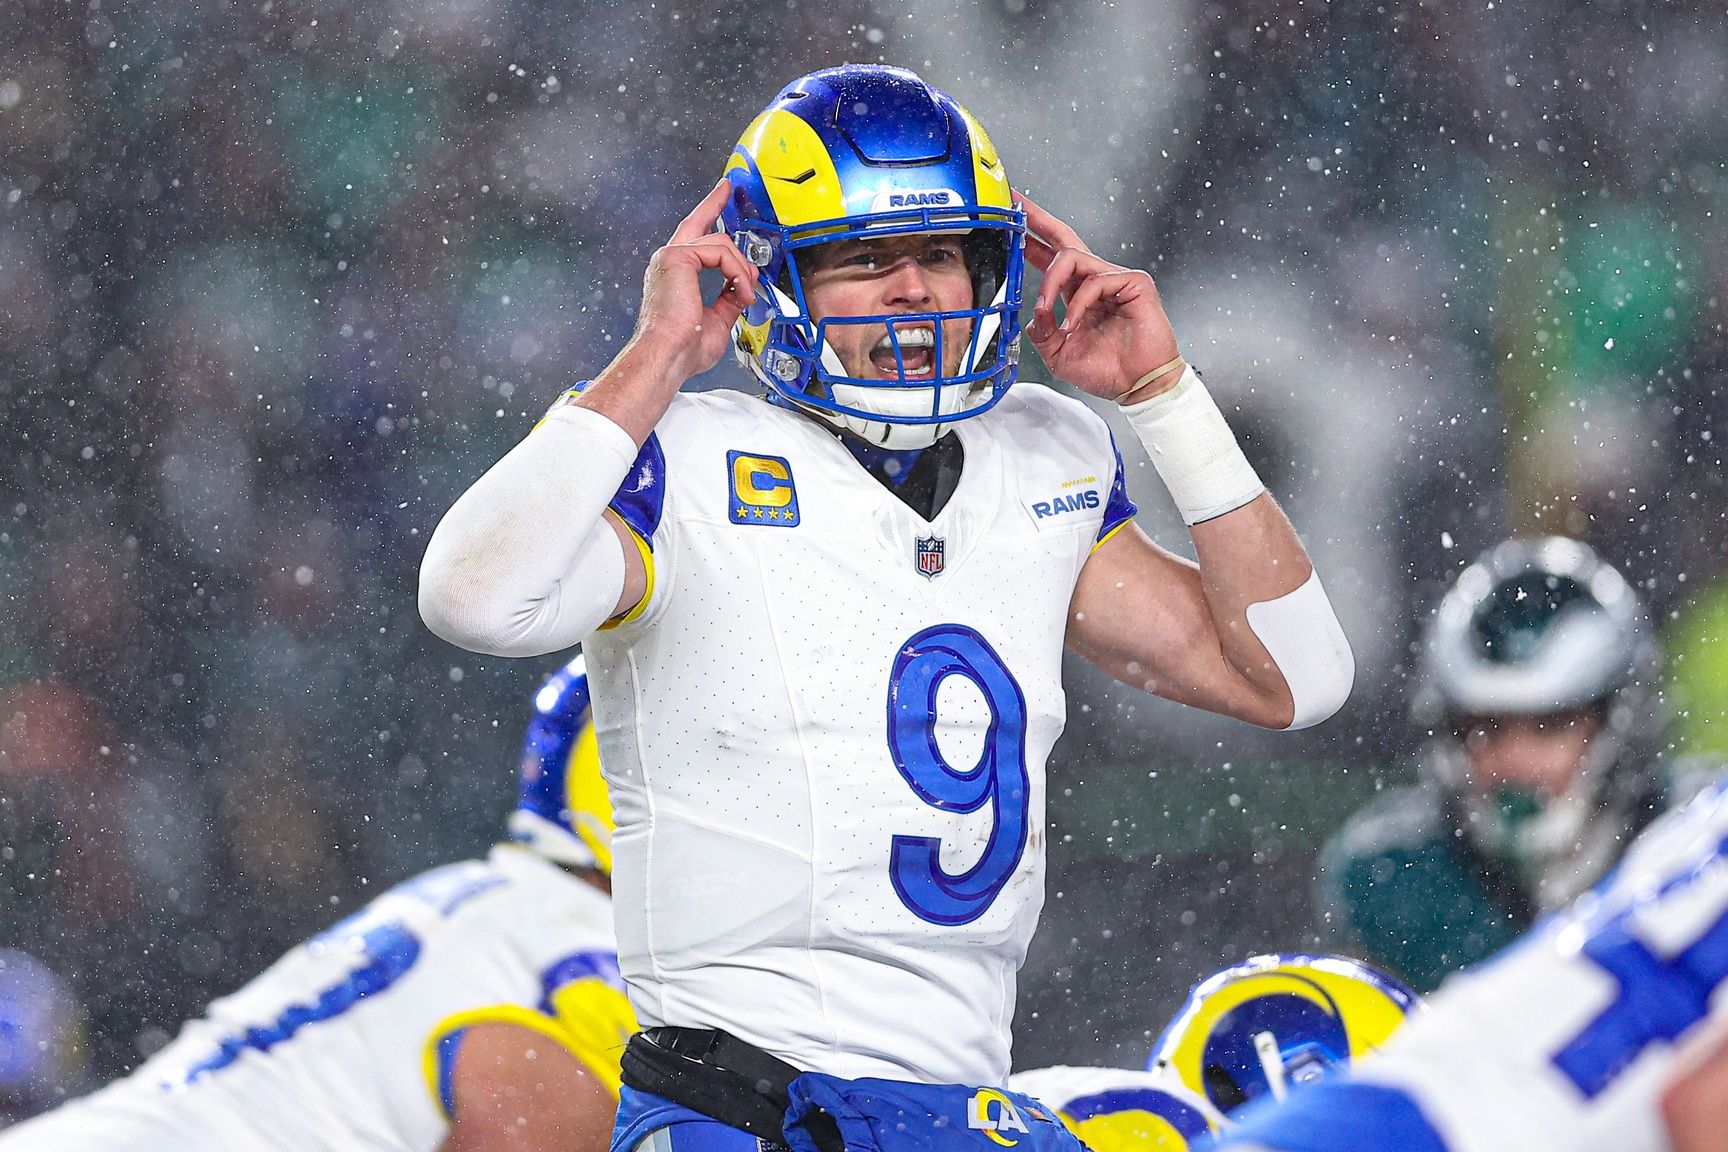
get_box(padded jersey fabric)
[0,847,627,1152]
[585,384,1134,1086]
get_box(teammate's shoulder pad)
[1320,782,1449,868]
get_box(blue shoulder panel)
[536,948,625,1013]
[1096,430,1138,546]
[1063,1087,1212,1138]
[434,1028,464,1117]
[1214,1081,1449,1152]
[551,380,666,548]
[609,432,667,548]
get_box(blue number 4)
[886,625,1031,926]
[1552,834,1728,1097]
[164,919,421,1089]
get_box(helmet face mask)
[722,65,1026,449]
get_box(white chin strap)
[1254,1031,1290,1101]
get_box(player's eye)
[921,242,965,267]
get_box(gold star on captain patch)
[767,508,781,520]
[736,507,747,519]
[752,508,764,518]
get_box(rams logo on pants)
[968,1089,1030,1147]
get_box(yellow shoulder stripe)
[543,978,638,1089]
[422,998,630,1123]
[1091,519,1132,555]
[599,517,655,630]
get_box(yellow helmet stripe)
[953,103,1013,211]
[1164,970,1339,1092]
[562,711,615,874]
[1296,964,1411,1059]
[730,108,846,229]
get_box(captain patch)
[728,451,801,526]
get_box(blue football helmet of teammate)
[0,950,85,1122]
[721,64,1027,449]
[1149,954,1419,1115]
[508,654,615,874]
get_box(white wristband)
[1120,365,1265,525]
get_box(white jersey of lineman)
[585,385,1135,1087]
[1220,775,1728,1152]
[0,846,625,1152]
[1008,1065,1226,1152]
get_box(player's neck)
[836,430,964,521]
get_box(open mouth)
[869,325,936,378]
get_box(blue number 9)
[886,624,1031,925]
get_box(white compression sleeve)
[1120,365,1265,525]
[418,404,637,657]
[1244,571,1355,730]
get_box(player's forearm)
[418,406,635,656]
[1188,497,1353,730]
[579,334,694,446]
[1119,368,1353,729]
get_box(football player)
[419,64,1355,1152]
[1318,537,1674,991]
[1003,954,1414,1152]
[1008,1065,1226,1152]
[1148,953,1419,1115]
[0,657,634,1152]
[0,951,87,1128]
[1215,772,1728,1152]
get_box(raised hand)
[632,178,761,387]
[584,180,761,445]
[1020,193,1183,403]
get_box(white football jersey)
[584,386,1136,1087]
[1220,775,1728,1152]
[0,846,630,1152]
[1008,1065,1225,1152]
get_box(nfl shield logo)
[915,535,946,578]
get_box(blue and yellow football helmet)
[0,950,84,1118]
[507,655,615,874]
[1058,1084,1217,1152]
[721,64,1026,449]
[1149,953,1419,1114]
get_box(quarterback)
[419,64,1353,1152]
[0,659,633,1152]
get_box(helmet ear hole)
[1203,1064,1249,1113]
[963,230,1008,306]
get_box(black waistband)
[622,1027,845,1151]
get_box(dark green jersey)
[1316,767,1680,993]
[1315,783,1533,993]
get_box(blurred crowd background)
[2,0,1725,1109]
